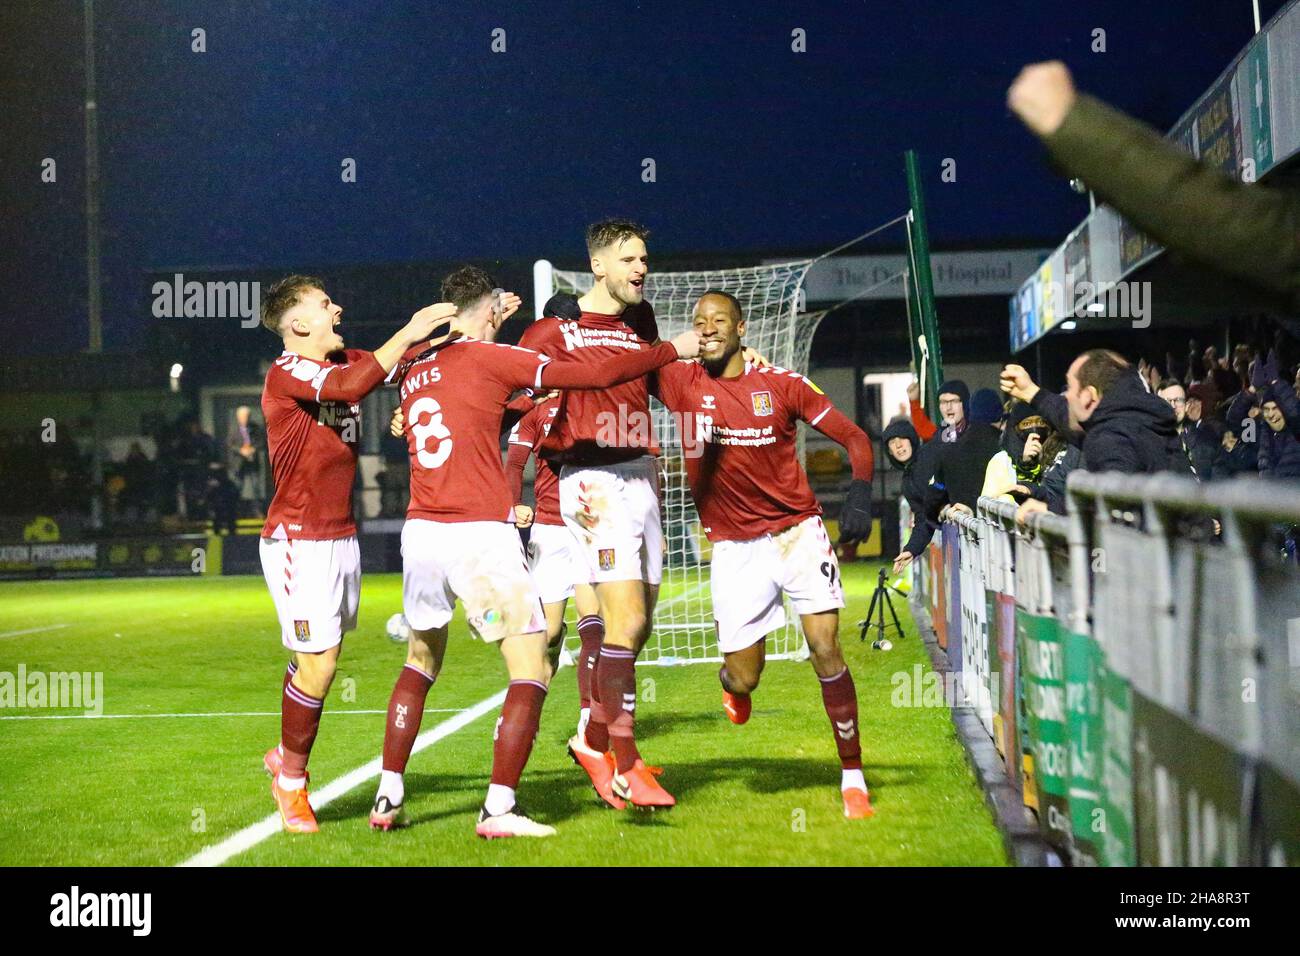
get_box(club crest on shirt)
[701,394,716,410]
[598,548,616,571]
[293,620,311,641]
[751,391,774,416]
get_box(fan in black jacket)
[884,417,943,575]
[923,389,1007,521]
[1003,351,1190,470]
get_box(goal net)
[536,258,826,664]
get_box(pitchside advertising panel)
[0,516,210,580]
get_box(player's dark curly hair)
[261,275,326,335]
[440,266,496,313]
[585,218,649,256]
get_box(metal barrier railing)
[905,472,1300,866]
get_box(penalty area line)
[177,687,507,868]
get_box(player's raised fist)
[999,364,1039,403]
[671,329,703,359]
[405,302,458,345]
[389,405,405,438]
[543,292,583,322]
[1008,61,1076,137]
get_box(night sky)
[0,0,1285,355]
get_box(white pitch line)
[0,624,69,640]
[178,687,507,868]
[0,708,466,721]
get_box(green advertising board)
[1017,607,1072,855]
[1098,659,1136,866]
[1065,629,1104,866]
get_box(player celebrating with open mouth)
[653,291,878,819]
[518,219,683,810]
[258,276,455,833]
[370,266,700,838]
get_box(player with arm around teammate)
[370,267,700,837]
[652,290,878,819]
[258,275,455,833]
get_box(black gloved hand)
[838,479,873,543]
[543,292,583,322]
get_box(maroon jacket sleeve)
[269,351,387,405]
[539,341,679,389]
[505,442,531,506]
[810,406,875,481]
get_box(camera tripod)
[859,566,904,651]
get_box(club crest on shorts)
[751,391,774,416]
[293,620,311,642]
[598,548,616,571]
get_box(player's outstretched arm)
[538,330,701,390]
[810,406,875,541]
[372,304,458,374]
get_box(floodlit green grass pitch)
[0,563,1006,866]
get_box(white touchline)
[0,624,69,640]
[177,687,508,868]
[0,709,466,721]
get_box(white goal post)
[532,257,827,665]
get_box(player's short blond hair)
[261,275,326,335]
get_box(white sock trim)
[841,768,867,792]
[484,783,516,816]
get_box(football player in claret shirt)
[653,290,879,819]
[505,382,604,737]
[257,275,456,833]
[370,267,700,838]
[518,219,683,810]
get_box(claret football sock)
[280,677,324,786]
[818,667,862,771]
[490,679,547,796]
[584,651,611,753]
[576,615,604,711]
[382,664,436,775]
[599,646,640,773]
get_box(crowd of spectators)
[884,329,1300,574]
[0,409,269,534]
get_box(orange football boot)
[611,759,676,810]
[842,787,875,819]
[271,777,320,833]
[567,734,626,809]
[722,690,751,725]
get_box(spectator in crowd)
[1218,426,1258,478]
[120,441,155,520]
[884,416,944,575]
[1001,350,1192,519]
[1184,383,1225,480]
[925,388,1005,519]
[1227,351,1300,480]
[982,402,1065,504]
[910,378,969,444]
[205,463,240,535]
[226,405,265,517]
[1008,62,1300,331]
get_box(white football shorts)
[401,519,545,642]
[559,455,663,585]
[710,515,844,654]
[526,520,587,605]
[260,535,361,653]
